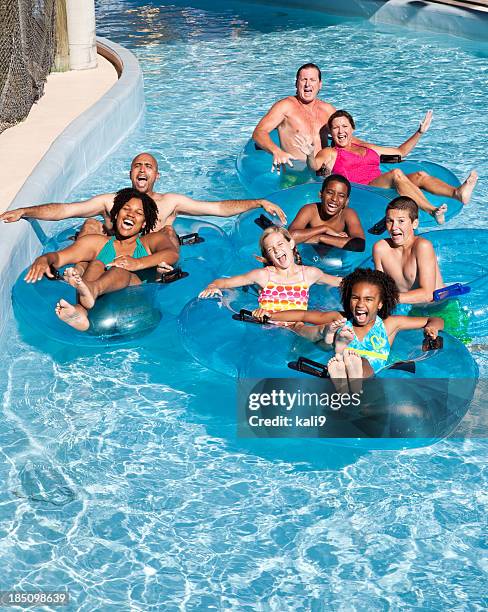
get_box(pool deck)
[0,55,118,214]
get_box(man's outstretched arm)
[0,193,114,223]
[168,193,287,224]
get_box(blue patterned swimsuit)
[342,316,390,374]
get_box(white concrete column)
[65,0,97,70]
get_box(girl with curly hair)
[263,268,444,384]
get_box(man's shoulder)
[317,99,336,114]
[412,235,435,254]
[373,237,391,253]
[152,191,175,206]
[276,96,297,111]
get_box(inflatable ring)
[232,182,391,276]
[358,228,488,341]
[13,219,224,346]
[180,290,477,444]
[236,131,463,227]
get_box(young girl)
[264,268,444,388]
[199,226,341,311]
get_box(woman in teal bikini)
[25,188,180,331]
[260,268,444,387]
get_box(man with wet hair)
[0,152,287,233]
[288,175,365,252]
[252,63,337,173]
[373,196,443,304]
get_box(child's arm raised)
[385,314,444,344]
[199,268,267,298]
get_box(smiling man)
[252,63,336,172]
[288,175,365,252]
[0,152,287,232]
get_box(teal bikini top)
[343,316,390,374]
[96,236,149,266]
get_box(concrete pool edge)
[0,37,144,342]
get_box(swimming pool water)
[1,1,487,608]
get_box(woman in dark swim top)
[295,109,478,225]
[25,188,180,331]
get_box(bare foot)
[433,204,447,225]
[343,349,364,394]
[327,354,349,397]
[55,299,89,331]
[323,317,347,346]
[334,326,355,354]
[63,267,96,309]
[454,170,478,205]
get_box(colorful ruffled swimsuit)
[258,266,310,313]
[342,316,390,374]
[332,146,382,185]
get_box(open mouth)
[135,174,148,189]
[354,309,368,324]
[121,218,135,229]
[276,253,287,266]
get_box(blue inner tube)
[358,228,488,340]
[179,289,477,443]
[236,131,463,227]
[232,182,391,275]
[13,219,225,346]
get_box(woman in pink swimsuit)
[295,109,478,225]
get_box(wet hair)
[320,173,351,198]
[296,63,322,82]
[328,109,356,131]
[111,188,158,235]
[259,226,302,266]
[340,268,399,320]
[386,196,419,222]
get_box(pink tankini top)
[332,145,382,185]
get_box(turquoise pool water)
[1,1,487,608]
